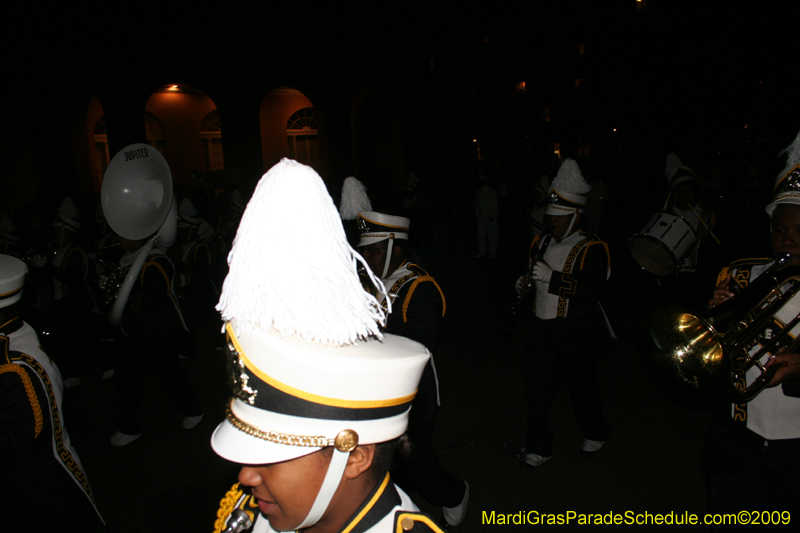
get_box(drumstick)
[687,204,721,245]
[662,192,672,210]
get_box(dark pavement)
[64,233,719,532]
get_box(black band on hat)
[235,364,412,421]
[547,190,584,211]
[0,286,22,303]
[225,327,416,422]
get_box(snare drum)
[629,211,697,276]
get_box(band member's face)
[548,213,579,240]
[116,235,145,252]
[771,204,800,266]
[358,240,389,278]
[673,182,698,210]
[237,449,331,531]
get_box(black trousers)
[392,360,465,508]
[114,336,203,435]
[524,317,610,456]
[703,412,800,530]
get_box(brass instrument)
[20,241,57,268]
[650,254,799,402]
[95,242,125,307]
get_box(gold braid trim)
[403,276,446,323]
[214,483,244,533]
[141,260,171,292]
[226,401,330,447]
[716,266,731,288]
[193,243,210,263]
[14,354,96,502]
[0,363,43,438]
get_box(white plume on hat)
[765,129,800,216]
[779,129,800,176]
[0,215,19,244]
[664,152,695,188]
[230,189,245,211]
[339,177,372,221]
[552,158,591,196]
[56,196,81,230]
[179,198,201,225]
[217,159,386,346]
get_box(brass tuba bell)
[650,254,800,402]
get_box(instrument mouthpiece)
[223,509,253,533]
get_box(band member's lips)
[257,498,276,514]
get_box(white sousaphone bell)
[101,143,178,325]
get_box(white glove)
[532,261,553,283]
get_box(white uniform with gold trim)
[729,260,800,440]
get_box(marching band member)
[100,145,203,447]
[704,130,800,521]
[517,158,614,467]
[211,159,442,533]
[356,209,469,527]
[0,254,104,529]
[49,196,94,388]
[664,152,716,274]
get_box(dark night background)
[4,2,800,531]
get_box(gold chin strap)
[225,400,359,452]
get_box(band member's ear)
[343,444,375,480]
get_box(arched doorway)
[259,87,326,177]
[144,84,223,186]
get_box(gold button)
[401,517,415,531]
[334,429,359,452]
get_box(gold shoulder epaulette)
[403,276,446,323]
[722,257,772,290]
[394,511,446,533]
[728,257,773,270]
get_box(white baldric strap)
[382,238,395,279]
[294,448,350,530]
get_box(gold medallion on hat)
[334,429,359,452]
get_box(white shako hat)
[0,255,26,309]
[356,211,411,279]
[178,197,201,225]
[356,211,410,247]
[53,196,81,232]
[665,152,696,190]
[0,215,20,244]
[212,159,429,529]
[339,177,372,221]
[766,129,800,217]
[545,158,591,216]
